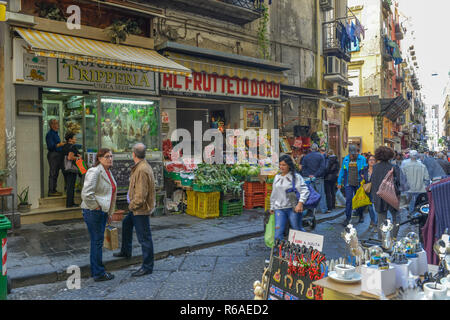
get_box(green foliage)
[257,3,270,60]
[194,164,243,195]
[18,186,30,204]
[36,2,65,21]
[106,19,143,44]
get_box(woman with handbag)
[360,155,378,231]
[370,147,401,240]
[270,155,310,240]
[81,148,117,282]
[62,132,81,208]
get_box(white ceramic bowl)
[423,282,447,300]
[335,264,356,280]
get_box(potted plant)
[17,186,31,213]
[0,169,13,195]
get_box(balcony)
[395,23,404,40]
[168,0,264,25]
[323,20,352,62]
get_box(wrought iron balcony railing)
[220,0,265,13]
[322,20,352,61]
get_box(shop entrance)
[328,124,341,160]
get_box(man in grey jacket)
[401,150,429,214]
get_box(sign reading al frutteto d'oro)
[160,71,280,101]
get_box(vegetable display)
[194,164,243,195]
[230,163,261,178]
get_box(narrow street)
[8,208,417,300]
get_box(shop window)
[100,96,160,153]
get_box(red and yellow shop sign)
[161,71,280,101]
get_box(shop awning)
[163,51,286,84]
[15,27,192,76]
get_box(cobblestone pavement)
[8,207,417,300]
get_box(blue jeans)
[274,208,304,241]
[367,204,378,225]
[121,212,154,272]
[315,178,328,213]
[344,185,363,220]
[83,209,108,279]
[408,192,421,214]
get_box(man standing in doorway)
[46,119,65,196]
[337,145,367,226]
[300,143,328,214]
[114,143,155,277]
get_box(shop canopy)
[157,42,289,84]
[15,27,192,77]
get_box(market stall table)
[313,264,439,300]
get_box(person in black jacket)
[371,147,401,240]
[62,132,81,208]
[324,150,340,213]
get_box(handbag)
[376,168,400,211]
[285,175,321,209]
[64,155,78,173]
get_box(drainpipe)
[316,0,322,130]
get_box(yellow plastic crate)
[186,190,197,216]
[265,195,271,211]
[196,192,220,219]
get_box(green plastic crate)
[193,184,220,192]
[181,177,193,186]
[220,199,243,217]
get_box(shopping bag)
[352,181,372,210]
[103,225,119,250]
[376,168,400,211]
[336,189,346,208]
[76,158,88,175]
[264,214,275,248]
[64,156,78,173]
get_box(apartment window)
[348,69,360,97]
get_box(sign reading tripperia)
[58,59,157,93]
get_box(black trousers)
[324,180,337,211]
[47,151,64,193]
[66,172,77,207]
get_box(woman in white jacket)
[81,148,117,282]
[270,155,310,240]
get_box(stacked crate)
[186,190,220,219]
[243,181,265,209]
[264,183,272,211]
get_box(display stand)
[392,261,411,289]
[361,264,396,297]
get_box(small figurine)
[378,257,390,270]
[369,246,383,266]
[380,219,394,251]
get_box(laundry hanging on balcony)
[384,36,403,65]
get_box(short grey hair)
[437,152,445,159]
[311,143,319,151]
[48,119,58,127]
[133,143,146,159]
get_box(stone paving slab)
[6,208,345,289]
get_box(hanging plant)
[35,2,65,21]
[105,18,143,44]
[257,3,270,60]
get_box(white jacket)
[270,172,310,211]
[81,165,117,214]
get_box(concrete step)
[20,206,83,225]
[39,194,82,208]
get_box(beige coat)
[128,159,156,215]
[81,164,117,214]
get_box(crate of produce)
[196,192,220,219]
[186,190,198,216]
[220,199,243,217]
[244,193,265,209]
[245,176,261,182]
[181,177,193,186]
[266,183,272,192]
[221,191,242,202]
[193,184,221,192]
[244,181,266,195]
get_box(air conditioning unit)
[326,56,341,75]
[341,60,348,77]
[320,0,333,11]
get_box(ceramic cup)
[335,264,356,280]
[423,282,447,300]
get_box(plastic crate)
[244,193,265,209]
[196,192,220,219]
[221,192,242,202]
[181,177,193,186]
[245,176,260,182]
[264,195,271,211]
[186,190,197,216]
[170,172,181,181]
[193,184,220,192]
[220,199,243,217]
[244,181,266,195]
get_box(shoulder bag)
[376,168,400,211]
[64,155,79,173]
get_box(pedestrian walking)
[360,155,378,231]
[370,146,401,240]
[337,145,367,226]
[45,119,65,196]
[420,153,446,181]
[300,143,327,214]
[62,132,81,208]
[324,150,340,212]
[401,150,430,214]
[436,152,450,176]
[114,143,156,277]
[81,148,116,282]
[270,155,310,240]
